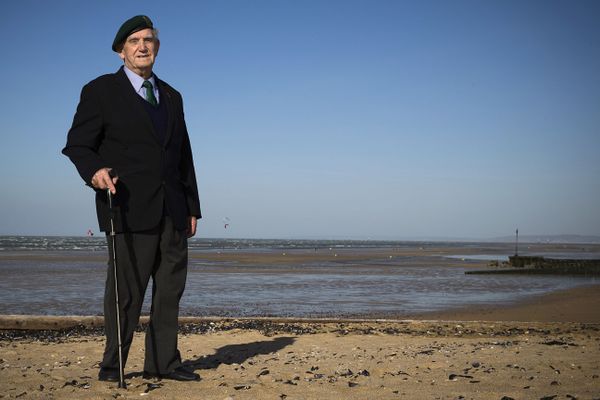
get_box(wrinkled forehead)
[126,28,156,41]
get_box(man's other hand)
[91,167,118,194]
[187,216,197,238]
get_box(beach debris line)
[542,339,578,347]
[1,319,594,342]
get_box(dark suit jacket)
[63,67,201,233]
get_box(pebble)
[257,369,270,377]
[335,368,353,377]
[448,374,473,381]
[144,383,162,393]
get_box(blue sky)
[0,0,598,239]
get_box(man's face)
[119,28,159,78]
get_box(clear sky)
[0,0,598,239]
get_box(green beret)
[112,15,154,52]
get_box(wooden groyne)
[466,256,600,275]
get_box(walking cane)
[107,188,126,389]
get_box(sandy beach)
[1,284,599,399]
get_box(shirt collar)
[123,65,156,92]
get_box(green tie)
[142,80,158,106]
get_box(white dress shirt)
[123,65,160,104]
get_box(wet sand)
[1,284,600,399]
[3,243,600,317]
[410,284,600,323]
[3,240,599,265]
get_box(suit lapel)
[155,75,175,146]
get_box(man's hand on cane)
[92,168,119,194]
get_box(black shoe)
[98,367,120,382]
[144,366,200,381]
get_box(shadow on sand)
[185,336,296,370]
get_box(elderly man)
[63,15,201,382]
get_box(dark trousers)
[100,217,188,374]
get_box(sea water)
[0,236,597,317]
